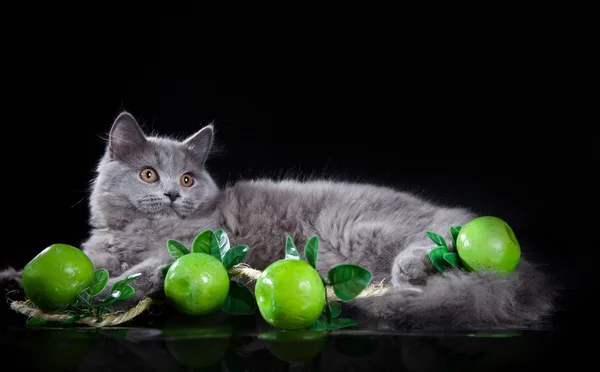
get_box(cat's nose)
[164,192,180,202]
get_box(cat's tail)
[349,259,557,331]
[0,266,22,285]
[1,266,24,300]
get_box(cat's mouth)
[170,205,187,219]
[162,202,187,219]
[147,207,186,220]
[137,196,193,220]
[141,202,188,220]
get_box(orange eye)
[140,168,158,183]
[180,173,194,187]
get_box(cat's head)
[89,112,219,227]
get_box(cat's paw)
[391,248,434,285]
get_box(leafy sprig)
[426,225,465,273]
[162,229,255,315]
[284,235,372,331]
[27,270,142,326]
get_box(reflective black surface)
[0,289,588,371]
[0,328,558,372]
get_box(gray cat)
[2,112,555,330]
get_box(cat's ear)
[183,124,214,165]
[108,112,147,159]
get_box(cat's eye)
[140,168,159,183]
[180,173,194,187]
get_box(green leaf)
[310,316,359,331]
[61,315,81,325]
[117,285,135,301]
[26,317,47,326]
[327,264,372,301]
[285,235,301,260]
[104,289,121,304]
[429,246,449,273]
[74,293,92,308]
[209,230,223,261]
[328,317,359,331]
[443,252,461,269]
[450,225,462,250]
[167,239,189,260]
[329,301,342,318]
[104,284,135,305]
[304,235,319,268]
[222,245,249,270]
[87,268,109,296]
[309,318,329,331]
[426,231,447,248]
[107,273,141,298]
[221,281,255,315]
[112,272,141,289]
[162,262,173,276]
[192,229,213,254]
[213,229,231,260]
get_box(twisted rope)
[9,297,153,327]
[10,264,412,327]
[229,264,398,300]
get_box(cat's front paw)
[391,248,434,286]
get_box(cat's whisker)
[70,196,88,208]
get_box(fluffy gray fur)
[2,112,555,330]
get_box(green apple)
[163,253,230,316]
[22,244,95,311]
[255,259,325,330]
[456,216,521,274]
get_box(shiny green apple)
[456,216,521,274]
[255,259,325,330]
[22,244,95,311]
[163,253,230,316]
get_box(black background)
[1,7,591,302]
